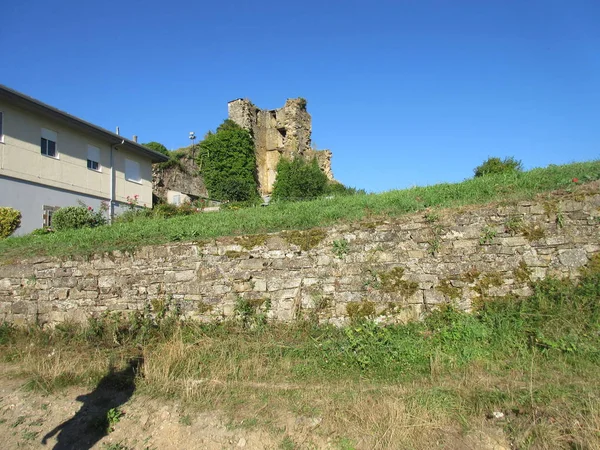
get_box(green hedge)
[0,207,21,238]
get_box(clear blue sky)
[2,0,599,192]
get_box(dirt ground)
[0,367,511,450]
[0,368,333,450]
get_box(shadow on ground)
[41,357,142,450]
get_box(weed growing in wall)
[332,239,349,259]
[379,267,419,297]
[522,222,546,241]
[234,297,271,328]
[427,224,443,256]
[479,226,497,245]
[346,300,376,322]
[504,215,524,236]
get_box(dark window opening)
[41,138,57,157]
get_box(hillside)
[1,160,599,263]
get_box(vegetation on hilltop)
[474,156,523,177]
[142,141,170,156]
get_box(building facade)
[0,85,169,235]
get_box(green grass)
[1,160,599,262]
[2,258,599,448]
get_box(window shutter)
[41,128,57,142]
[87,145,100,162]
[125,159,141,182]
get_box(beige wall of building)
[0,101,153,206]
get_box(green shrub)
[272,157,329,201]
[325,182,366,196]
[52,205,107,231]
[474,157,523,177]
[197,120,259,202]
[113,208,153,224]
[142,141,170,156]
[153,203,180,219]
[0,207,21,238]
[152,203,198,219]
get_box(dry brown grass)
[2,313,600,449]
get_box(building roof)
[0,84,170,163]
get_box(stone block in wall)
[212,284,232,295]
[0,264,34,278]
[530,267,547,280]
[452,240,478,250]
[196,266,223,281]
[583,244,600,253]
[92,258,117,270]
[11,301,29,314]
[558,249,588,268]
[252,279,267,292]
[239,259,270,270]
[560,200,583,212]
[233,281,253,293]
[50,288,70,300]
[424,289,446,306]
[174,270,196,282]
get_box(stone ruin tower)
[228,98,334,196]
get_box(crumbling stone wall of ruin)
[228,98,334,195]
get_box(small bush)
[272,157,329,201]
[0,207,21,238]
[325,182,366,196]
[113,208,153,224]
[52,205,107,231]
[30,227,54,236]
[474,157,523,177]
[153,203,180,219]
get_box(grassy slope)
[1,160,599,262]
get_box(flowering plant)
[126,194,140,212]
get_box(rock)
[558,249,588,268]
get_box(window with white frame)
[43,205,60,228]
[0,112,4,143]
[125,158,141,183]
[87,145,101,171]
[41,128,58,158]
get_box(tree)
[474,157,523,177]
[142,141,169,156]
[197,120,258,202]
[272,157,328,201]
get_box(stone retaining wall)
[1,189,599,326]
